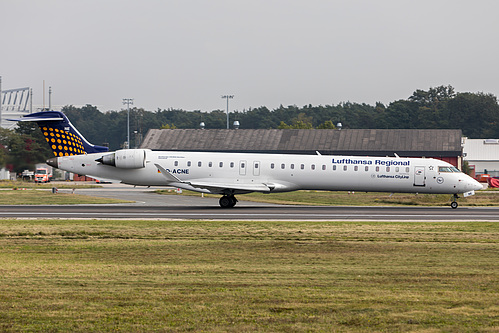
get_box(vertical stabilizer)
[8,111,109,156]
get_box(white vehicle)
[34,167,51,183]
[11,111,482,208]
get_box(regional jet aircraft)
[11,111,482,208]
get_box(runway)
[1,205,498,221]
[1,184,498,221]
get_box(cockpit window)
[439,166,461,173]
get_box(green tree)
[11,122,53,172]
[408,85,456,128]
[409,85,456,105]
[316,120,336,129]
[278,113,314,129]
[0,122,52,173]
[447,92,499,138]
[0,128,12,168]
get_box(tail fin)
[8,111,109,156]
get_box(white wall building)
[463,138,499,177]
[0,167,11,180]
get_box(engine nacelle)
[97,149,149,169]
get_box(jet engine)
[96,149,149,169]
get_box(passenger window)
[209,162,213,167]
[187,161,191,167]
[301,164,305,170]
[255,163,259,169]
[333,165,337,171]
[376,166,379,172]
[290,164,295,170]
[198,161,202,167]
[322,165,326,170]
[365,166,369,172]
[311,164,316,170]
[174,161,179,167]
[395,167,399,172]
[230,162,234,168]
[271,163,275,169]
[354,166,358,171]
[386,167,390,172]
[406,167,409,172]
[219,162,223,168]
[343,165,347,171]
[281,163,285,169]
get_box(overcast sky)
[2,0,499,113]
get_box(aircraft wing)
[188,181,272,193]
[155,163,273,193]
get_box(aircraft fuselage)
[48,149,482,197]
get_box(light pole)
[123,98,133,149]
[221,95,234,129]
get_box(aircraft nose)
[459,175,483,192]
[46,157,58,168]
[472,179,483,191]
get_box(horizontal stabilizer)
[7,116,64,122]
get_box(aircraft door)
[414,166,426,187]
[239,160,247,176]
[253,161,261,176]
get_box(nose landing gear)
[450,194,459,209]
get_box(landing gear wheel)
[450,194,459,209]
[219,195,237,208]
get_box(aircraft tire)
[219,195,237,208]
[219,196,233,208]
[451,201,458,209]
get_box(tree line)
[1,85,499,172]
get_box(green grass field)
[0,189,130,205]
[0,220,497,332]
[0,180,101,189]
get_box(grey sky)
[2,0,499,113]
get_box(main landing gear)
[219,195,238,208]
[450,194,459,209]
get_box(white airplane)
[11,111,482,209]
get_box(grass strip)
[0,189,130,205]
[0,180,101,189]
[0,220,497,332]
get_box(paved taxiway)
[0,183,498,221]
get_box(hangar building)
[463,138,499,177]
[141,128,464,168]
